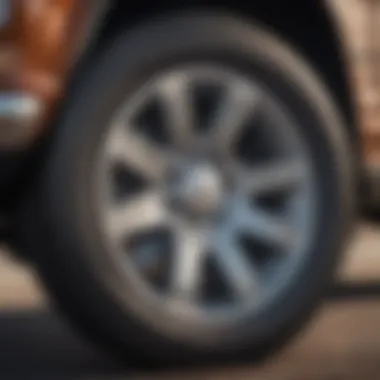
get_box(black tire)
[21,12,355,367]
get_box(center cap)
[171,162,224,217]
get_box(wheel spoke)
[106,191,167,240]
[158,73,195,148]
[235,202,296,249]
[241,160,306,195]
[107,125,171,181]
[209,79,259,152]
[212,231,259,299]
[169,222,207,301]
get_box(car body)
[0,0,376,367]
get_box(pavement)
[1,221,380,379]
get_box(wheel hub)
[169,161,225,219]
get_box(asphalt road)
[1,221,380,379]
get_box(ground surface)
[1,221,380,379]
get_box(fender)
[0,0,110,150]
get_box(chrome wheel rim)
[96,64,317,328]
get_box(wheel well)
[92,0,358,147]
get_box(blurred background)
[333,0,380,164]
[1,0,380,379]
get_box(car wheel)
[22,12,355,366]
